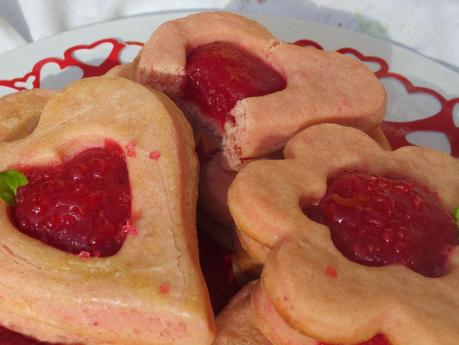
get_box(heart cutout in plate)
[14,75,35,90]
[406,130,451,153]
[118,44,142,64]
[381,77,442,123]
[71,42,114,67]
[451,98,459,128]
[38,62,84,89]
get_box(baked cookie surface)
[228,124,459,345]
[0,89,55,141]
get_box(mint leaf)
[0,170,28,206]
[455,207,459,227]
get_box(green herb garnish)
[0,170,28,206]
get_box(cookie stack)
[0,11,458,345]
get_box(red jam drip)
[12,140,131,257]
[185,41,286,130]
[319,333,389,345]
[305,171,457,278]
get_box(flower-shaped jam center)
[185,41,286,130]
[12,140,131,257]
[306,171,458,277]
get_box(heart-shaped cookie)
[0,77,214,345]
[136,12,386,170]
[228,124,459,344]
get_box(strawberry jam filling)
[12,140,131,257]
[185,41,286,130]
[305,171,458,277]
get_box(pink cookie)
[228,123,459,345]
[137,12,386,170]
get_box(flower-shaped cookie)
[198,127,390,253]
[137,12,386,170]
[228,124,459,344]
[0,77,214,345]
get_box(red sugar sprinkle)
[126,142,136,158]
[325,265,338,278]
[159,283,171,295]
[93,321,99,326]
[78,251,91,259]
[122,223,138,237]
[149,151,161,161]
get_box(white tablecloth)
[1,0,458,72]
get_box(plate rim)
[0,9,458,81]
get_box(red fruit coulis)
[306,171,457,277]
[12,140,131,257]
[185,41,286,130]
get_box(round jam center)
[12,140,131,257]
[305,171,457,277]
[185,41,286,130]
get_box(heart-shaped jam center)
[305,171,458,278]
[185,41,286,131]
[12,140,131,257]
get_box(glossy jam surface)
[13,141,131,257]
[305,171,457,277]
[319,333,389,345]
[185,41,286,130]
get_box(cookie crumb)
[325,265,338,278]
[149,151,161,161]
[126,142,136,158]
[159,283,171,295]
